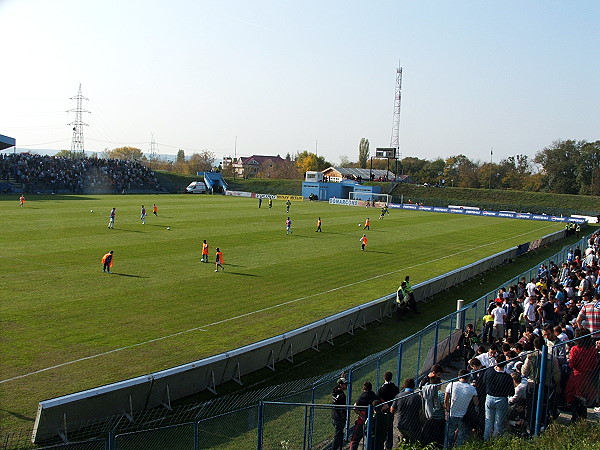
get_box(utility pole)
[67,84,90,155]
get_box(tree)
[339,155,355,168]
[533,140,580,194]
[358,138,370,169]
[187,151,215,174]
[54,150,83,158]
[443,155,479,187]
[176,149,186,163]
[105,147,145,161]
[295,151,330,174]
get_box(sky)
[1,0,598,166]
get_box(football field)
[0,194,563,429]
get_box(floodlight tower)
[390,63,403,178]
[67,84,90,155]
[390,63,402,151]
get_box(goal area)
[349,192,391,204]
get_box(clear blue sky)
[1,0,598,165]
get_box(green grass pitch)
[0,194,563,429]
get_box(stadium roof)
[0,134,16,151]
[323,167,395,178]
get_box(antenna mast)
[67,84,90,155]
[390,63,402,151]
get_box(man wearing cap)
[331,377,348,450]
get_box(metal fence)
[3,235,592,450]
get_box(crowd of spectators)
[332,230,600,448]
[0,153,163,193]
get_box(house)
[321,167,396,183]
[222,155,286,178]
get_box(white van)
[185,181,207,194]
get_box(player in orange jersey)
[360,235,368,251]
[201,240,209,263]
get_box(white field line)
[1,224,556,384]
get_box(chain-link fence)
[5,235,592,449]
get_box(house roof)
[323,167,395,178]
[238,155,285,166]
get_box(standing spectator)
[564,328,599,421]
[457,323,479,369]
[491,301,507,344]
[331,377,348,450]
[444,369,479,447]
[101,250,114,274]
[377,372,399,450]
[576,293,600,334]
[482,354,514,440]
[349,382,378,450]
[390,378,422,446]
[476,345,498,368]
[420,373,445,447]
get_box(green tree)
[176,149,186,163]
[358,138,370,169]
[339,155,355,168]
[533,140,580,194]
[444,155,479,188]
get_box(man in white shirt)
[476,345,498,368]
[491,304,507,342]
[444,369,478,447]
[526,278,537,297]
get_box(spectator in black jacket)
[482,354,514,440]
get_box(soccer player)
[19,194,25,207]
[268,198,273,209]
[258,197,262,208]
[140,205,146,224]
[108,207,116,229]
[201,240,209,263]
[285,200,291,213]
[152,204,158,216]
[101,250,114,273]
[215,248,224,272]
[363,218,370,230]
[286,217,292,235]
[316,217,322,232]
[360,234,368,251]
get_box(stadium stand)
[0,153,164,194]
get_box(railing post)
[194,421,199,450]
[257,401,264,450]
[416,334,423,380]
[534,347,548,436]
[433,322,439,364]
[364,404,374,450]
[108,429,115,450]
[396,342,403,384]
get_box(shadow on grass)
[365,250,393,254]
[111,273,148,278]
[0,409,34,422]
[226,272,260,277]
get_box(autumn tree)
[104,147,145,161]
[295,151,330,174]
